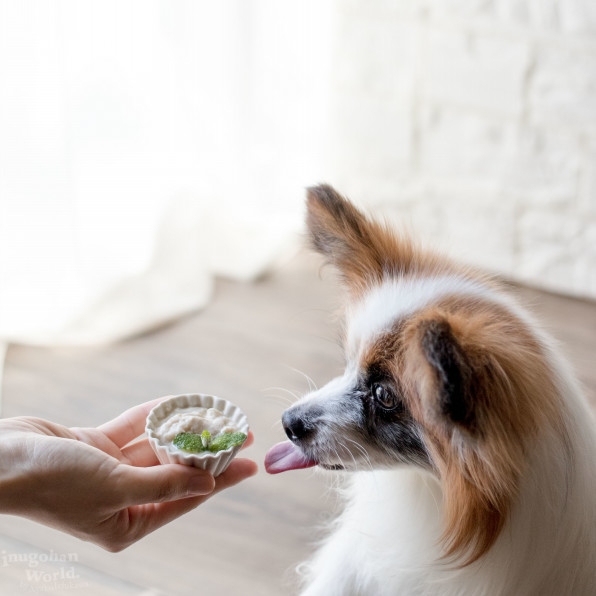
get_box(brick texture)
[327,0,596,299]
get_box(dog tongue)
[264,441,317,474]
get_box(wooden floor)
[1,251,595,596]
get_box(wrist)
[0,418,40,514]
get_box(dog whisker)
[336,438,360,471]
[343,437,374,472]
[263,386,301,404]
[287,366,319,392]
[270,419,285,431]
[330,444,346,470]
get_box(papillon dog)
[265,185,596,595]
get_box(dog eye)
[372,383,398,410]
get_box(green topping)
[173,432,207,452]
[207,432,247,452]
[173,431,247,454]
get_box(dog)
[265,185,596,595]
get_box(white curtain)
[0,0,334,347]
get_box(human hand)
[0,397,257,551]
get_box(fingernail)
[188,474,215,495]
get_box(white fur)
[346,276,491,361]
[297,276,596,595]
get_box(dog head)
[266,184,564,564]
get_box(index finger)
[98,396,173,448]
[242,430,254,449]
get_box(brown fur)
[402,302,565,564]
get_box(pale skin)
[0,397,258,552]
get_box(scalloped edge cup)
[146,393,249,477]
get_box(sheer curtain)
[0,1,334,348]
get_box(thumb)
[116,463,216,506]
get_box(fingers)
[242,431,255,450]
[116,454,258,508]
[98,397,171,448]
[116,462,216,507]
[111,458,259,548]
[211,458,258,495]
[120,438,160,467]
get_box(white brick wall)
[327,0,596,299]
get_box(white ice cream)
[155,407,239,444]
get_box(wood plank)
[0,533,152,595]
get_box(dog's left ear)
[419,318,476,430]
[407,315,478,433]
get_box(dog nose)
[282,409,313,443]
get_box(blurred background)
[1,1,595,595]
[0,0,332,347]
[2,0,595,350]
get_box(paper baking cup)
[146,393,249,477]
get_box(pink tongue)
[264,441,317,474]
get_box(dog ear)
[408,310,559,564]
[409,314,505,562]
[416,316,477,432]
[306,185,375,287]
[306,185,413,293]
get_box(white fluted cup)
[146,393,249,477]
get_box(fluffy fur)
[283,185,596,595]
